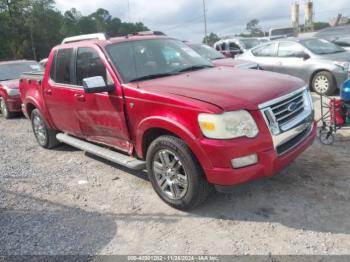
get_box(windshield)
[106,38,213,83]
[240,39,261,49]
[189,44,225,60]
[301,38,345,55]
[0,62,42,81]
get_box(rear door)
[250,42,277,71]
[44,48,82,136]
[74,46,131,152]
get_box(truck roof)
[55,33,170,50]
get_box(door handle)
[45,89,52,95]
[276,61,282,66]
[74,94,85,102]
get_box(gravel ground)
[1,94,350,255]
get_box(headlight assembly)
[198,110,259,139]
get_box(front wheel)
[31,109,59,149]
[312,71,337,96]
[0,97,15,119]
[146,135,213,210]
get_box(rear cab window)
[54,48,74,85]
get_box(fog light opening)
[231,154,258,169]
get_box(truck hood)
[0,79,19,89]
[137,67,306,111]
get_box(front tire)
[146,135,213,210]
[31,109,59,149]
[312,71,337,95]
[0,97,15,119]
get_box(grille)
[276,125,311,155]
[270,91,305,126]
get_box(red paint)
[20,35,315,186]
[0,79,22,113]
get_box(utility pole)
[203,0,208,44]
[127,0,131,22]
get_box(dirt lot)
[1,94,350,255]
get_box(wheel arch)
[136,117,212,172]
[309,69,337,91]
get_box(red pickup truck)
[0,60,42,118]
[20,33,316,209]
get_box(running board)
[56,133,146,170]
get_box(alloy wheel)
[33,115,48,145]
[314,75,329,94]
[153,149,189,200]
[0,98,7,116]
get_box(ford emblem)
[287,102,298,112]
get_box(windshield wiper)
[129,72,177,82]
[177,65,213,73]
[0,78,14,81]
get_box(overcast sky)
[55,0,350,42]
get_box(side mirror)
[302,53,311,61]
[82,76,115,94]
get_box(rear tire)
[31,109,59,149]
[0,97,15,119]
[312,71,337,96]
[146,135,213,210]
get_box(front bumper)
[203,122,316,186]
[6,96,22,112]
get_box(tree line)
[0,0,149,61]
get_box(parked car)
[20,33,316,209]
[187,43,260,69]
[214,37,263,58]
[315,25,350,51]
[238,37,350,95]
[0,60,42,118]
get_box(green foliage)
[245,19,264,37]
[202,32,220,46]
[0,0,150,60]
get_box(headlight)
[198,110,259,139]
[3,86,20,97]
[334,61,349,71]
[303,89,314,112]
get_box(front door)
[74,46,131,152]
[274,41,309,81]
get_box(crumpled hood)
[0,79,19,89]
[137,67,306,111]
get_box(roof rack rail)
[62,33,108,44]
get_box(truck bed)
[21,71,44,81]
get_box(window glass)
[229,42,240,51]
[190,44,224,60]
[300,38,345,55]
[277,42,306,57]
[107,39,212,83]
[50,51,56,81]
[0,62,42,81]
[76,47,107,86]
[252,43,275,57]
[55,48,74,84]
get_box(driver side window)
[277,42,306,58]
[76,47,110,86]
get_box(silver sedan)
[238,38,350,95]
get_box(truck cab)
[20,32,316,209]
